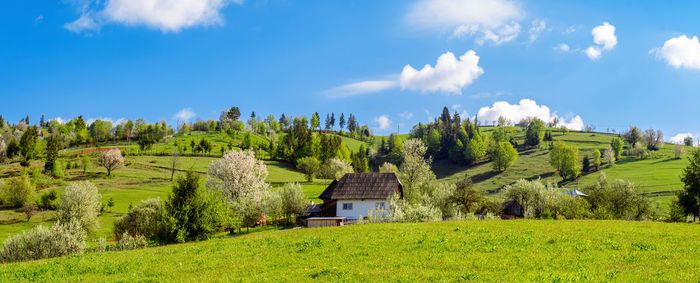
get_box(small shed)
[501,199,524,219]
[306,217,346,228]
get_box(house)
[318,172,403,220]
[565,189,588,197]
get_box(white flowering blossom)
[206,150,268,205]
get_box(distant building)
[501,199,524,219]
[317,173,403,221]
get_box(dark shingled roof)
[319,173,402,200]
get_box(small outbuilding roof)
[319,173,402,200]
[565,189,588,197]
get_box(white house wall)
[336,199,389,220]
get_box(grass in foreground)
[1,220,698,281]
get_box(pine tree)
[330,113,336,129]
[339,113,345,130]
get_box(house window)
[376,202,386,210]
[342,203,353,210]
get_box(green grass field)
[1,220,698,281]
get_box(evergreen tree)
[339,113,345,130]
[680,149,700,219]
[330,113,336,129]
[44,133,61,173]
[325,113,331,130]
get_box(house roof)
[319,173,402,200]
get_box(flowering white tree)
[57,181,102,234]
[97,150,124,176]
[0,139,6,160]
[206,150,269,205]
[321,158,353,179]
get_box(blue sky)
[1,0,700,142]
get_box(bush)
[40,189,59,210]
[51,160,64,178]
[280,183,308,221]
[379,162,399,174]
[112,233,149,251]
[113,198,162,239]
[57,181,102,234]
[0,221,86,263]
[582,175,652,220]
[558,196,591,219]
[2,173,34,208]
[388,198,442,223]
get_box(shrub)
[3,173,34,208]
[112,233,149,251]
[22,203,38,221]
[582,176,652,220]
[57,181,102,234]
[558,196,591,219]
[113,198,162,239]
[0,221,86,263]
[388,197,442,223]
[51,160,64,178]
[39,189,59,210]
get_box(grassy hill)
[0,127,693,242]
[1,220,698,281]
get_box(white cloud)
[326,50,484,97]
[407,0,522,45]
[174,108,196,121]
[565,25,576,34]
[65,0,240,34]
[52,117,65,124]
[398,111,413,120]
[374,115,392,130]
[669,133,696,144]
[554,43,570,52]
[476,99,584,130]
[34,15,44,24]
[528,19,546,42]
[651,35,700,70]
[400,50,484,94]
[585,22,617,60]
[65,13,100,33]
[324,80,398,99]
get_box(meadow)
[0,220,698,281]
[0,128,694,243]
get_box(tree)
[488,141,518,172]
[603,146,616,167]
[680,149,700,219]
[157,172,224,243]
[44,133,61,174]
[623,126,642,147]
[582,156,590,172]
[330,113,336,129]
[549,140,580,180]
[206,150,269,205]
[592,149,601,170]
[643,128,664,151]
[81,155,91,173]
[170,152,179,181]
[339,113,345,130]
[22,203,38,222]
[297,156,321,182]
[525,118,545,147]
[280,183,308,222]
[0,139,6,161]
[324,113,331,130]
[19,126,39,164]
[684,136,694,147]
[321,158,353,179]
[57,181,102,234]
[399,139,435,203]
[451,178,484,214]
[6,139,19,159]
[310,112,320,130]
[379,162,399,174]
[97,150,124,176]
[610,137,623,160]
